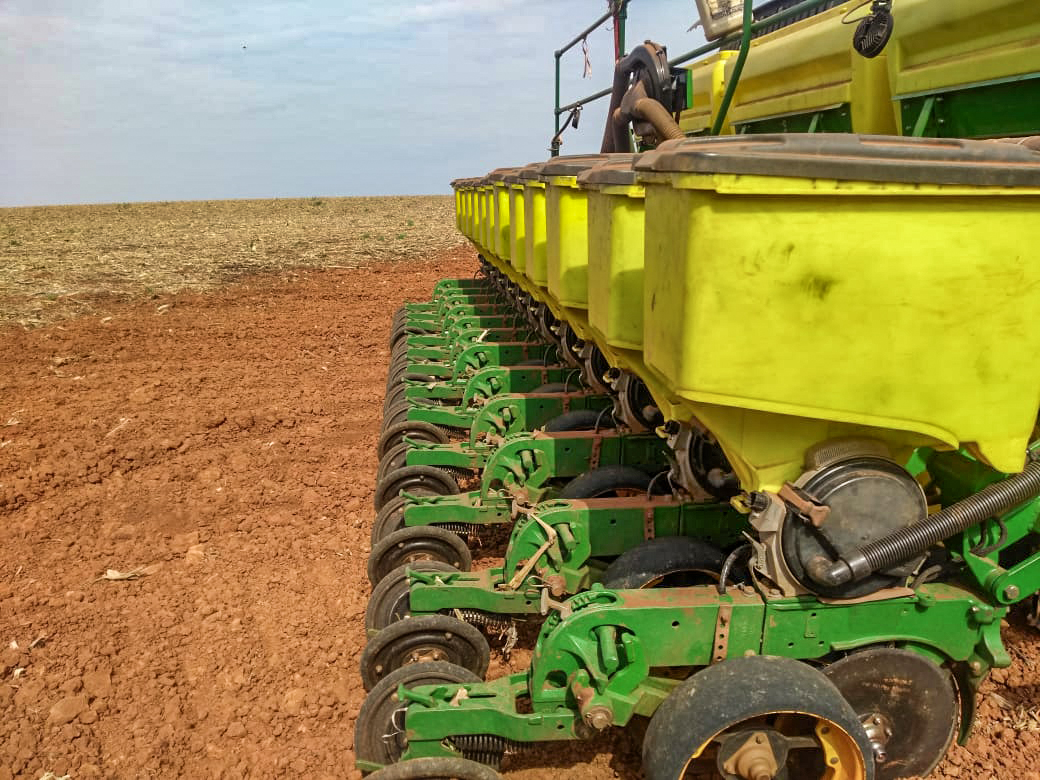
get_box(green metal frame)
[901,74,1040,139]
[734,103,853,135]
[404,391,613,471]
[408,497,748,616]
[356,448,1040,773]
[400,430,671,529]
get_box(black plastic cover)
[578,158,639,187]
[634,134,1040,186]
[487,167,521,183]
[538,152,633,178]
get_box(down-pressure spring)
[450,734,525,768]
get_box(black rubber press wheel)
[366,561,458,632]
[368,525,471,586]
[355,662,480,770]
[374,465,460,512]
[378,421,450,460]
[359,614,490,691]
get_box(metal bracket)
[644,507,655,540]
[589,437,603,470]
[712,603,733,663]
[778,482,830,528]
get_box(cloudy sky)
[1,1,705,206]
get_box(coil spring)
[434,522,478,537]
[449,734,524,768]
[452,608,512,631]
[438,466,472,483]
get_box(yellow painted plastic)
[523,181,548,287]
[493,182,511,261]
[452,187,462,232]
[509,184,527,273]
[887,0,1040,100]
[464,187,475,239]
[639,171,1040,487]
[475,186,486,248]
[458,183,473,239]
[724,3,897,134]
[585,182,647,350]
[545,175,590,309]
[483,186,495,252]
[679,52,733,136]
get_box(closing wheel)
[643,655,875,780]
[360,614,490,691]
[355,661,481,771]
[368,525,472,585]
[377,442,413,483]
[366,561,459,632]
[374,465,460,512]
[823,648,957,779]
[363,757,502,780]
[543,409,615,433]
[383,383,410,413]
[372,496,409,545]
[389,352,414,374]
[599,537,726,589]
[559,465,659,499]
[383,401,419,430]
[378,421,451,460]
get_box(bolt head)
[1002,585,1020,601]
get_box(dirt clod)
[1,232,1037,777]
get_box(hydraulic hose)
[808,459,1040,587]
[631,97,685,141]
[600,43,673,153]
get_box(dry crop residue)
[0,236,1038,777]
[0,196,465,328]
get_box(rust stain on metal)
[712,603,733,663]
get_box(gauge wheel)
[643,655,874,780]
[377,442,414,484]
[543,409,615,433]
[599,537,726,589]
[372,496,409,545]
[559,465,657,499]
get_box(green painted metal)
[400,430,671,529]
[408,498,748,616]
[405,392,614,471]
[400,365,575,406]
[394,341,556,396]
[735,104,853,135]
[900,75,1040,139]
[360,441,1040,772]
[396,581,1008,763]
[401,327,538,363]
